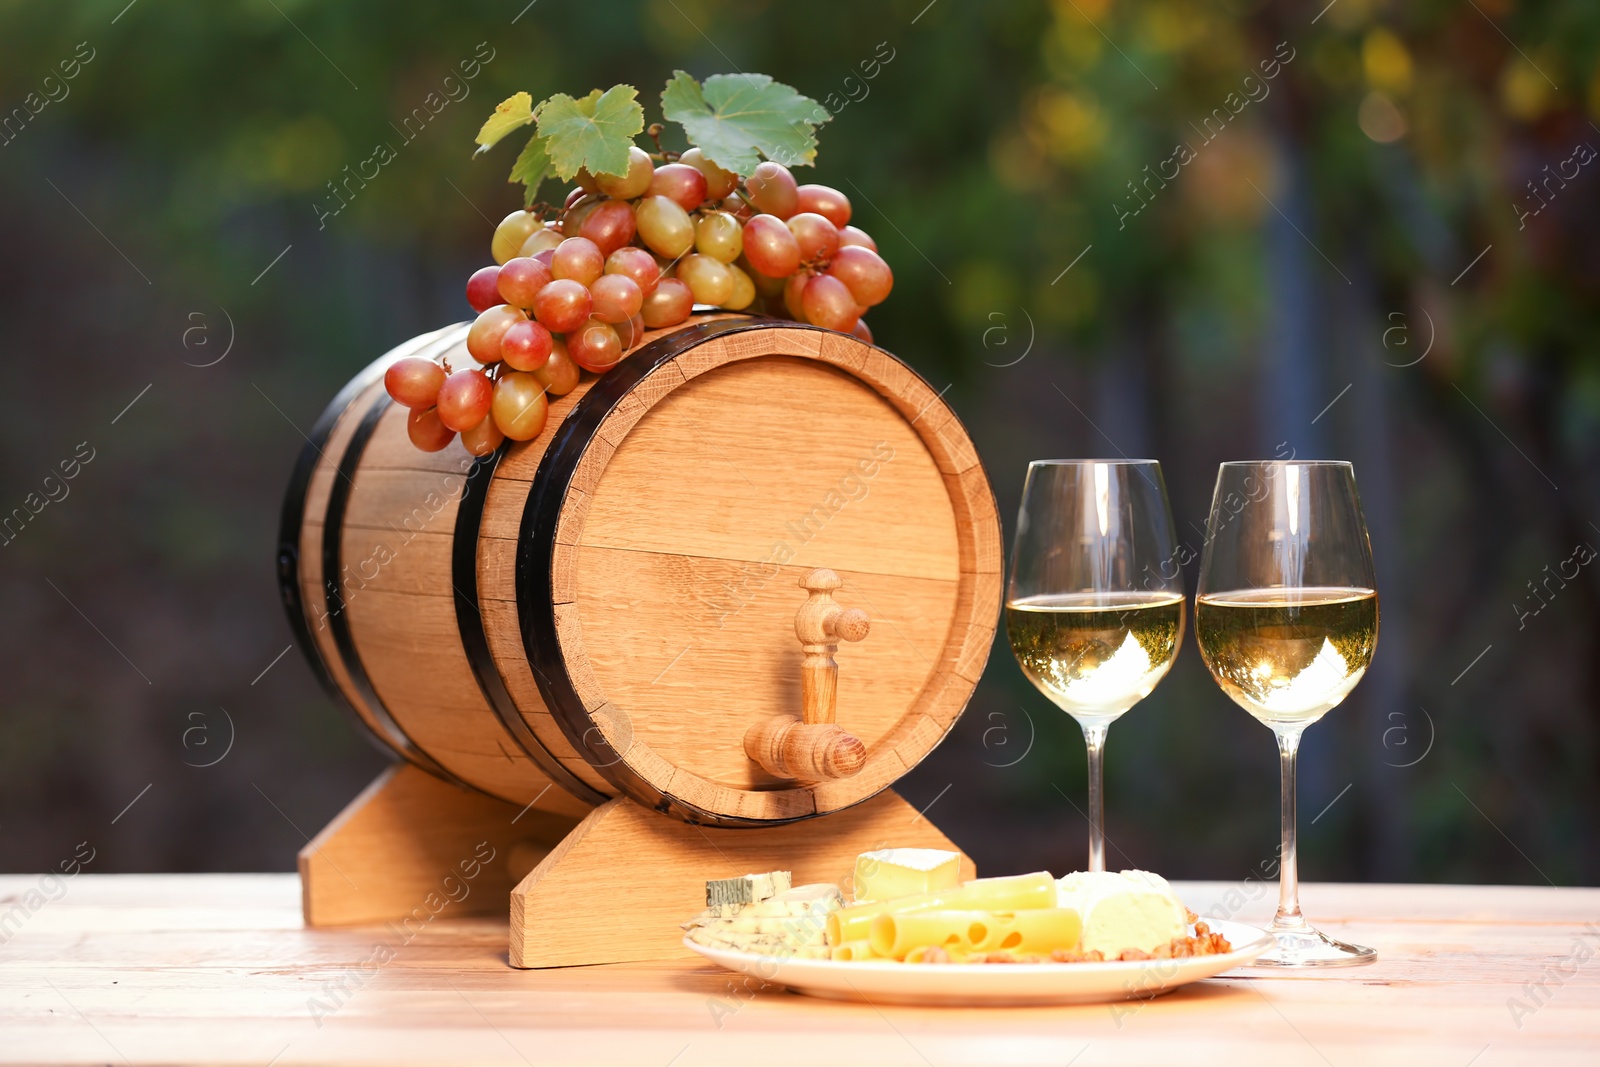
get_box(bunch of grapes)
[385,149,893,454]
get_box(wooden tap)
[744,568,870,781]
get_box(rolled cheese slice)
[829,939,878,961]
[870,908,1084,959]
[1054,869,1189,956]
[827,872,1057,945]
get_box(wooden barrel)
[278,315,1000,827]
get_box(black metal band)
[276,358,397,763]
[451,442,611,807]
[516,318,852,827]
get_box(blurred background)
[2,0,1597,887]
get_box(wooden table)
[1,875,1595,1065]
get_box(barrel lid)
[518,319,1000,826]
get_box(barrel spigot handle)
[743,568,870,780]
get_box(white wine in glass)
[1006,460,1184,873]
[1195,461,1378,966]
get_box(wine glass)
[1006,460,1185,873]
[1195,460,1378,967]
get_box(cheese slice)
[853,848,961,903]
[1053,869,1188,956]
[683,883,842,956]
[706,870,791,908]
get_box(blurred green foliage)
[1,0,1597,886]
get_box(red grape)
[590,273,643,323]
[827,245,893,306]
[574,167,600,193]
[466,266,502,313]
[552,237,604,286]
[745,161,799,218]
[786,212,840,263]
[802,274,859,332]
[532,249,556,270]
[407,407,456,451]
[560,198,598,238]
[533,339,581,396]
[605,246,661,296]
[491,372,550,441]
[851,318,873,345]
[497,257,554,308]
[576,199,637,257]
[500,319,554,371]
[567,317,624,372]
[533,279,593,333]
[618,313,647,349]
[466,305,526,363]
[594,146,654,200]
[648,163,709,212]
[640,277,694,328]
[679,148,737,200]
[742,214,802,277]
[436,368,494,432]
[563,187,588,210]
[795,184,851,228]
[837,225,877,251]
[385,357,446,409]
[461,414,505,457]
[783,273,809,321]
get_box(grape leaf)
[474,91,536,156]
[509,133,554,207]
[535,84,645,179]
[660,71,830,174]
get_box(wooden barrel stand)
[280,315,1001,967]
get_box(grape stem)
[645,124,678,162]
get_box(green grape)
[679,148,738,200]
[635,196,695,259]
[517,226,565,258]
[491,372,550,441]
[695,211,743,263]
[722,264,757,311]
[677,254,734,306]
[595,146,654,199]
[492,211,543,265]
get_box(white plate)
[683,919,1273,1006]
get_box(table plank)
[1,875,1596,1065]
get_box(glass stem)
[1082,720,1109,873]
[1273,725,1306,930]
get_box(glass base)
[1253,923,1377,968]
